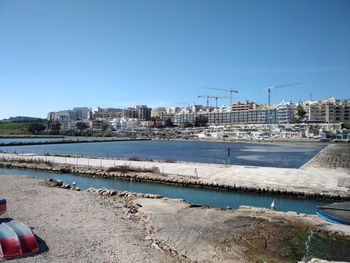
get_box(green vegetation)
[0,120,47,135]
[194,115,208,127]
[164,118,174,127]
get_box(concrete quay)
[0,144,349,200]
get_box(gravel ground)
[0,174,186,263]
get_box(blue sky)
[0,0,349,119]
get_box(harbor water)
[0,167,330,214]
[0,140,325,168]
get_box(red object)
[0,197,39,259]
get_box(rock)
[151,242,162,251]
[46,179,63,187]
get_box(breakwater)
[301,143,350,169]
[0,157,348,201]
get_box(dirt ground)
[1,173,350,263]
[0,174,188,263]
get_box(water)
[0,140,325,168]
[0,167,330,214]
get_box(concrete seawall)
[0,144,349,200]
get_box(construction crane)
[264,82,302,107]
[203,87,238,107]
[197,95,226,108]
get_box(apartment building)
[151,107,176,121]
[276,101,295,124]
[231,101,259,111]
[93,107,124,119]
[306,97,350,124]
[174,109,277,126]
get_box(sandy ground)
[0,174,187,263]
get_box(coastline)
[1,143,349,200]
[1,174,350,262]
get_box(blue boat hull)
[317,201,350,225]
[317,210,350,225]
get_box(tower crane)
[264,82,302,107]
[203,87,238,107]
[197,95,226,108]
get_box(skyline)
[1,0,350,119]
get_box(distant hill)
[0,117,47,135]
[1,116,45,122]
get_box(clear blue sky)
[0,0,349,119]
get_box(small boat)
[0,197,39,259]
[317,201,350,225]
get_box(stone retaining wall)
[0,159,348,201]
[303,144,350,169]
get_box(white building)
[110,117,139,130]
[277,101,295,124]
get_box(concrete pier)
[0,144,349,199]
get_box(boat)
[316,201,350,225]
[0,197,39,259]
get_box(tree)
[164,118,174,127]
[296,104,307,121]
[75,122,88,131]
[194,115,208,127]
[28,122,46,134]
[183,121,193,128]
[101,121,109,131]
[48,121,61,135]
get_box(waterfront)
[0,167,330,214]
[0,140,325,168]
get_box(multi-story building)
[231,101,259,111]
[174,109,277,126]
[92,107,123,119]
[110,117,138,130]
[47,112,56,122]
[123,107,137,119]
[151,107,176,122]
[72,107,90,120]
[123,105,151,120]
[306,97,350,124]
[276,101,295,124]
[135,105,152,121]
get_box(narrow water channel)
[0,167,330,214]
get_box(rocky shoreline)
[47,179,350,262]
